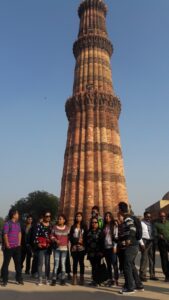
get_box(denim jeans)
[123,245,142,290]
[37,249,51,280]
[52,250,67,280]
[104,248,119,280]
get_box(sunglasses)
[45,215,51,218]
[92,221,98,224]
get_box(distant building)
[145,192,169,220]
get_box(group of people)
[1,202,169,295]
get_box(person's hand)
[125,240,131,246]
[159,234,164,239]
[38,244,42,248]
[78,238,83,245]
[140,244,145,252]
[56,239,60,245]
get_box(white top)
[139,220,153,246]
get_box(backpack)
[131,216,142,240]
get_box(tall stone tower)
[59,0,128,224]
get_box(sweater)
[51,225,69,251]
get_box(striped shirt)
[51,225,69,251]
[3,221,21,248]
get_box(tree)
[12,191,59,222]
[0,217,4,231]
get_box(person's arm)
[3,222,10,248]
[18,231,22,246]
[4,234,10,249]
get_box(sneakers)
[150,276,158,281]
[89,281,98,287]
[1,282,7,287]
[60,279,66,286]
[119,288,135,295]
[51,279,56,286]
[16,280,24,285]
[135,286,144,292]
[140,277,147,282]
[105,279,114,287]
[45,279,50,285]
[37,278,43,286]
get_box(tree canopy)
[11,191,59,222]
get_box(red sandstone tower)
[59,0,128,224]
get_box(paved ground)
[0,250,169,300]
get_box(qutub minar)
[59,0,128,224]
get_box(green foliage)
[0,217,4,231]
[12,191,59,222]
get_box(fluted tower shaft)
[59,0,128,224]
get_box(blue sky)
[0,0,169,217]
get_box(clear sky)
[0,0,169,218]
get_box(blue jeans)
[38,249,50,279]
[104,248,119,281]
[53,250,67,280]
[123,245,142,290]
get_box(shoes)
[140,277,147,282]
[105,279,114,287]
[135,286,144,292]
[67,273,72,281]
[60,279,66,286]
[72,274,77,285]
[89,281,98,287]
[32,273,38,279]
[45,279,50,285]
[150,276,158,281]
[115,280,119,287]
[79,275,84,286]
[37,278,43,286]
[16,280,24,285]
[1,282,7,287]
[25,271,30,275]
[119,288,135,295]
[51,279,56,286]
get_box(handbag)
[37,237,50,249]
[93,259,109,284]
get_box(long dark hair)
[103,212,115,234]
[73,212,86,229]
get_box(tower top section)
[72,0,114,95]
[78,0,107,18]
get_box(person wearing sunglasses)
[86,217,104,286]
[35,211,52,286]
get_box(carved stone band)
[78,0,107,18]
[65,143,122,157]
[65,91,121,120]
[63,171,126,184]
[73,35,113,58]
